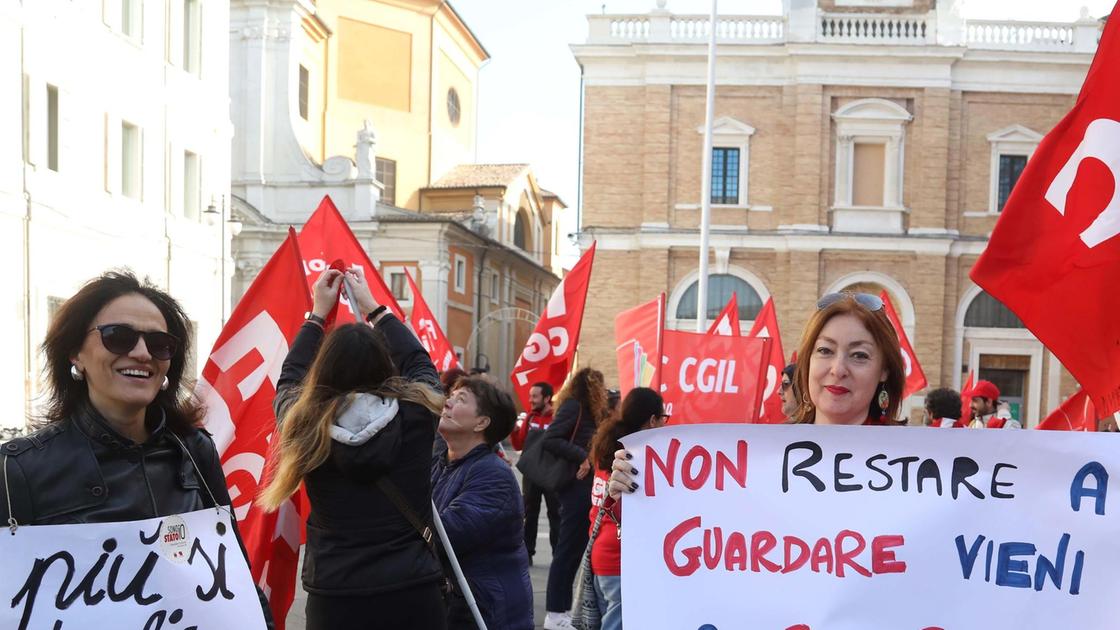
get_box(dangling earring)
[70,365,85,382]
[160,376,170,391]
[878,386,890,420]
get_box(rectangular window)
[851,142,886,206]
[298,65,310,121]
[183,150,200,219]
[997,154,1028,212]
[710,147,740,205]
[183,0,201,75]
[376,157,397,207]
[454,256,466,293]
[490,273,499,304]
[390,272,408,301]
[46,84,59,172]
[121,121,141,199]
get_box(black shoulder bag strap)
[375,477,437,555]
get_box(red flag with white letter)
[615,294,665,398]
[970,13,1120,413]
[707,293,740,336]
[747,298,787,423]
[510,242,596,410]
[879,291,927,399]
[1037,388,1098,431]
[298,196,403,321]
[406,268,461,372]
[661,330,769,424]
[195,229,310,628]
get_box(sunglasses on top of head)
[816,292,884,312]
[89,324,180,361]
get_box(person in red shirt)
[586,387,668,630]
[514,381,560,562]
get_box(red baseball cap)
[965,380,1000,401]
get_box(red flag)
[510,243,596,410]
[960,371,975,424]
[1038,388,1098,431]
[879,291,928,399]
[707,293,740,336]
[747,298,787,423]
[298,196,403,321]
[615,294,665,397]
[661,330,770,424]
[195,229,310,628]
[969,14,1120,414]
[405,268,461,372]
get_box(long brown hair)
[40,271,202,433]
[590,387,663,470]
[792,294,905,425]
[258,323,443,510]
[555,367,608,424]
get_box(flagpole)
[696,0,718,332]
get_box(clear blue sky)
[451,0,1113,265]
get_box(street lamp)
[204,195,241,325]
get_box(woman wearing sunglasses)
[605,292,905,498]
[0,272,273,622]
[582,387,668,630]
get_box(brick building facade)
[572,0,1105,425]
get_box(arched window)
[675,274,763,321]
[513,210,529,251]
[964,291,1024,328]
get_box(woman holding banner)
[583,387,669,630]
[606,292,906,498]
[541,367,609,630]
[260,267,447,630]
[0,271,273,625]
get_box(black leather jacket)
[0,401,274,626]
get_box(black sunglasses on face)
[89,324,180,361]
[816,292,883,312]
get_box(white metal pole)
[432,501,489,630]
[696,0,718,332]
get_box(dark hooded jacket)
[431,442,533,630]
[273,314,443,595]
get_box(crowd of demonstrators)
[541,368,609,630]
[261,267,447,630]
[432,376,533,630]
[512,381,561,563]
[0,272,274,626]
[924,387,965,428]
[584,387,669,630]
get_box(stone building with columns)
[572,0,1105,425]
[228,0,561,381]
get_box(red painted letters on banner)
[195,229,309,628]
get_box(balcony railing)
[585,11,1099,53]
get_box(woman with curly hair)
[541,367,608,630]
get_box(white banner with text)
[620,424,1120,629]
[1,506,267,630]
